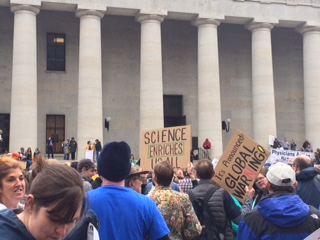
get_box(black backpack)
[189,186,224,240]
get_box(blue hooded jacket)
[237,192,320,240]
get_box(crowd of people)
[0,139,320,239]
[272,137,315,153]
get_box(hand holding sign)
[213,129,270,203]
[245,186,255,199]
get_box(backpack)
[69,140,77,151]
[189,186,224,240]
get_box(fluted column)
[247,22,277,148]
[136,14,164,132]
[193,19,222,159]
[299,26,320,148]
[10,5,39,152]
[76,10,104,153]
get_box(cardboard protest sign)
[213,129,270,203]
[140,125,191,171]
[85,150,94,161]
[17,160,26,170]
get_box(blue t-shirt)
[87,185,170,240]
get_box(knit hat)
[98,141,132,182]
[266,162,296,187]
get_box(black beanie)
[98,141,132,182]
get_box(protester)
[290,140,297,151]
[148,161,202,239]
[85,141,94,161]
[77,158,95,192]
[62,138,70,160]
[202,138,212,158]
[130,154,139,167]
[238,162,320,239]
[95,139,102,162]
[33,148,40,159]
[272,138,280,149]
[86,141,170,239]
[145,172,181,194]
[0,156,25,210]
[188,159,255,240]
[175,163,198,193]
[302,140,311,151]
[25,147,33,171]
[292,155,320,209]
[0,165,86,239]
[47,135,54,159]
[282,137,290,150]
[230,166,269,239]
[125,166,149,194]
[69,137,78,160]
[252,167,269,208]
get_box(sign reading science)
[213,129,270,203]
[141,125,191,171]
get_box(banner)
[267,149,313,165]
[140,125,191,171]
[213,129,270,203]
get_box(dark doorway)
[163,95,186,127]
[0,114,10,153]
[46,115,65,153]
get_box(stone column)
[76,10,104,153]
[193,19,223,159]
[299,26,320,148]
[247,22,277,148]
[10,5,40,152]
[136,14,164,132]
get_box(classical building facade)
[0,0,319,159]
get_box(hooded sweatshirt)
[237,192,320,240]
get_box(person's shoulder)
[0,209,34,239]
[0,208,14,218]
[309,205,320,217]
[171,189,189,199]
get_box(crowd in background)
[0,139,320,239]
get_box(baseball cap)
[266,162,296,187]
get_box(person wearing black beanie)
[97,141,131,182]
[87,141,170,240]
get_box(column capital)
[296,24,320,35]
[10,4,40,14]
[192,18,220,27]
[76,9,105,19]
[246,21,274,31]
[136,14,164,23]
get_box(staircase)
[196,148,211,161]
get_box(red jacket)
[203,141,211,149]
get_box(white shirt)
[0,203,7,210]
